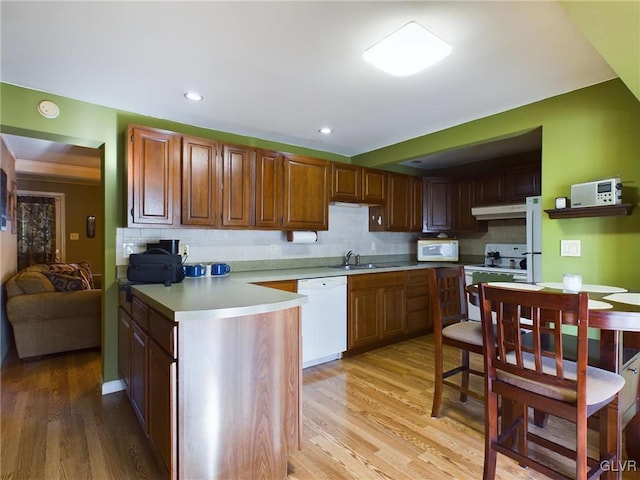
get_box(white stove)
[464,243,528,280]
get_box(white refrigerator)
[525,196,542,282]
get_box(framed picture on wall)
[1,168,7,231]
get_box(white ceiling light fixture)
[184,91,203,101]
[318,127,332,134]
[363,21,452,77]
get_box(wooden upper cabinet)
[410,176,423,232]
[506,163,540,202]
[282,155,329,230]
[255,150,283,229]
[128,125,180,226]
[221,144,256,227]
[453,177,479,232]
[386,173,412,231]
[475,173,506,206]
[423,177,453,232]
[362,168,386,205]
[331,163,361,202]
[181,136,219,226]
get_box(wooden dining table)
[465,283,640,465]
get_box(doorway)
[16,191,65,270]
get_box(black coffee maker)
[146,239,180,255]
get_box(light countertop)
[129,261,450,322]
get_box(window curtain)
[16,195,57,271]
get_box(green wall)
[2,78,639,384]
[354,79,640,288]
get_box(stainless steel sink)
[330,263,398,270]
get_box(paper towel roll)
[287,231,317,243]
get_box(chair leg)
[600,399,622,480]
[460,349,470,403]
[483,388,499,480]
[431,339,444,417]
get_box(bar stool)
[428,266,485,417]
[478,284,625,480]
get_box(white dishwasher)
[297,276,347,368]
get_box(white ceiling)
[1,1,616,173]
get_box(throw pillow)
[47,261,94,290]
[47,272,86,292]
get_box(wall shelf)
[545,203,634,219]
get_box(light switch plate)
[561,239,581,257]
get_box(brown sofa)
[6,264,101,359]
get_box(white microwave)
[417,239,459,262]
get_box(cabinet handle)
[629,367,639,375]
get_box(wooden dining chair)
[478,284,625,480]
[428,266,485,417]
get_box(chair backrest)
[478,284,590,405]
[427,266,469,330]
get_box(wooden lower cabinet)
[119,294,301,480]
[130,320,148,433]
[148,339,177,478]
[406,270,432,334]
[348,272,406,352]
[348,270,434,354]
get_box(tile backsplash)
[117,204,419,267]
[116,205,526,269]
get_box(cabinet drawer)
[149,308,177,358]
[349,271,406,290]
[620,354,640,413]
[407,294,429,313]
[131,297,149,331]
[407,269,429,285]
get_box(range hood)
[471,203,526,220]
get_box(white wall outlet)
[182,244,190,256]
[70,232,79,240]
[561,239,581,257]
[371,241,376,252]
[123,243,134,256]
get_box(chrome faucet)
[343,250,354,266]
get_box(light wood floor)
[1,336,636,479]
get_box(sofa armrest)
[7,289,101,324]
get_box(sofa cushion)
[45,261,93,290]
[10,270,56,295]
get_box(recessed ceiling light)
[319,127,332,135]
[184,91,203,101]
[363,21,451,77]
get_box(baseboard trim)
[102,379,125,396]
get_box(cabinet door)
[410,177,423,232]
[131,321,148,434]
[331,163,361,202]
[386,173,411,231]
[128,125,180,225]
[381,283,406,338]
[423,177,453,232]
[348,286,381,349]
[255,150,283,229]
[361,168,386,205]
[453,177,480,232]
[148,339,177,478]
[506,163,540,201]
[182,136,219,226]
[475,173,506,205]
[282,155,329,230]
[118,307,132,396]
[222,144,256,227]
